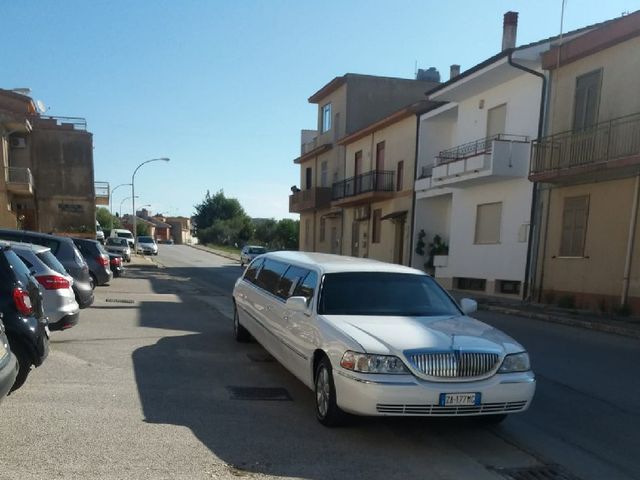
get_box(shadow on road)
[130,264,526,479]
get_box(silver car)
[105,237,131,262]
[11,242,80,331]
[136,236,158,255]
[240,245,266,266]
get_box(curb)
[187,244,240,263]
[480,304,640,339]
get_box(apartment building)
[289,73,439,258]
[0,89,103,234]
[166,216,192,244]
[529,11,640,312]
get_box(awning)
[381,210,408,221]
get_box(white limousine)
[232,252,535,426]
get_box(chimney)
[502,11,518,51]
[450,64,461,80]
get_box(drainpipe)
[409,113,421,268]
[507,50,547,301]
[622,172,640,306]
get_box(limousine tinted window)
[293,271,318,305]
[275,266,308,300]
[256,259,288,295]
[244,258,264,283]
[318,272,459,316]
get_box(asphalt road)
[1,245,638,480]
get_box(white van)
[110,229,134,248]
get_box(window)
[573,70,602,131]
[318,272,460,316]
[320,161,328,187]
[275,266,309,300]
[293,271,318,305]
[560,195,589,257]
[372,209,382,243]
[375,142,385,171]
[396,161,404,191]
[244,257,264,284]
[474,202,502,244]
[256,259,288,295]
[319,217,326,242]
[305,167,312,190]
[322,103,332,133]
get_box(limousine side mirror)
[460,298,478,315]
[285,296,309,312]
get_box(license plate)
[439,392,480,406]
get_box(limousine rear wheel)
[233,304,251,342]
[315,357,345,427]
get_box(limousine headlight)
[498,352,530,373]
[340,350,409,374]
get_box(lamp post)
[110,183,133,215]
[120,196,138,218]
[132,158,170,251]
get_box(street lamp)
[132,158,170,250]
[119,195,139,218]
[110,183,133,215]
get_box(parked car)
[104,237,131,262]
[232,252,535,426]
[72,238,113,287]
[0,315,18,403]
[108,253,125,278]
[0,242,49,391]
[110,229,134,248]
[10,242,80,331]
[137,236,158,255]
[96,221,105,244]
[240,245,266,266]
[0,229,94,309]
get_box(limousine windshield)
[318,272,460,317]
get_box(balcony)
[5,167,34,196]
[331,170,395,207]
[424,134,530,191]
[530,112,640,184]
[95,181,110,206]
[289,187,332,213]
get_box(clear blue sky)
[1,1,635,219]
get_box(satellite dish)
[11,88,32,96]
[35,100,47,113]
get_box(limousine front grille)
[406,352,500,379]
[376,401,527,416]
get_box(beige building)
[289,73,439,261]
[166,216,193,244]
[0,89,104,233]
[529,11,640,312]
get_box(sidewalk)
[450,289,640,339]
[187,243,240,262]
[127,253,158,268]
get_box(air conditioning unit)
[10,137,26,149]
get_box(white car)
[10,242,80,331]
[232,252,535,426]
[136,236,158,255]
[111,229,134,248]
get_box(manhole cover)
[246,353,275,363]
[490,465,581,480]
[105,298,135,304]
[227,386,292,401]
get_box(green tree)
[193,190,253,245]
[96,207,121,230]
[136,222,149,236]
[253,218,278,246]
[274,219,299,250]
[194,190,247,230]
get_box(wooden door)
[394,219,405,265]
[354,151,363,195]
[351,221,360,257]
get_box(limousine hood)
[321,314,524,356]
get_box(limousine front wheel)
[233,305,251,342]
[315,357,345,427]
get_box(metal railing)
[36,115,87,131]
[418,165,433,179]
[531,112,640,175]
[437,134,529,165]
[5,166,33,186]
[332,170,395,200]
[95,181,110,198]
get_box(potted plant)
[428,235,449,268]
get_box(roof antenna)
[414,60,418,78]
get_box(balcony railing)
[437,134,529,164]
[95,181,110,205]
[289,187,332,213]
[332,170,395,200]
[34,115,87,131]
[5,167,34,195]
[531,112,640,177]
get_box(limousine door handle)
[283,315,289,322]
